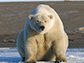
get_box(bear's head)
[29,14,54,34]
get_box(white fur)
[39,18,55,34]
[17,4,68,63]
[28,4,57,34]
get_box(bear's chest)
[35,34,53,51]
[35,34,54,60]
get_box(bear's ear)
[48,15,53,19]
[29,15,34,20]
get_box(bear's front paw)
[55,58,67,63]
[25,59,36,63]
[26,61,36,63]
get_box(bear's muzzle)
[40,25,45,31]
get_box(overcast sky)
[0,0,84,2]
[0,0,64,2]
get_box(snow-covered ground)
[0,47,84,63]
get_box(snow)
[0,48,84,63]
[66,48,84,63]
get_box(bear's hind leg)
[17,30,25,62]
[18,47,25,61]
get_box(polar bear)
[17,4,68,63]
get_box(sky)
[0,0,64,2]
[0,0,84,2]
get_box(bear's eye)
[45,21,47,23]
[36,20,39,23]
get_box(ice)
[0,47,84,63]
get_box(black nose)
[40,25,45,31]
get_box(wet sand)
[0,2,84,48]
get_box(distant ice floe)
[0,48,84,63]
[73,27,84,33]
[67,10,79,14]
